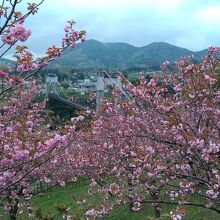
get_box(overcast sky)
[23,0,220,54]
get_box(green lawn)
[2,180,220,220]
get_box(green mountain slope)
[29,40,212,70]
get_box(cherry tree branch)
[0,0,18,35]
[141,200,220,214]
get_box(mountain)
[0,58,13,66]
[118,41,206,66]
[49,40,138,70]
[0,40,208,71]
[47,40,210,70]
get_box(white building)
[45,74,58,84]
[75,79,96,93]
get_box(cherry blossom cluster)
[0,1,86,219]
[1,23,31,45]
[62,20,86,48]
[13,46,37,74]
[66,47,220,218]
[27,3,39,15]
[0,81,72,218]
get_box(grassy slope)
[4,180,217,220]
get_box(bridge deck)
[48,93,86,111]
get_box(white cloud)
[195,6,220,23]
[18,0,220,52]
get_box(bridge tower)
[96,72,105,111]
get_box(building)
[45,74,58,84]
[74,79,96,93]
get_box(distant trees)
[60,81,70,89]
